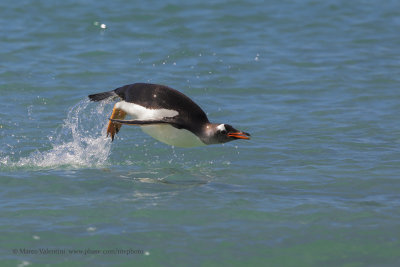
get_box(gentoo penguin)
[88,83,250,147]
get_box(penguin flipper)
[109,119,173,126]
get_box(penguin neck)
[199,123,220,145]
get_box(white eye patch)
[216,124,226,132]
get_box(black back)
[114,83,210,133]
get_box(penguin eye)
[220,130,227,135]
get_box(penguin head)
[203,123,251,144]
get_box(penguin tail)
[88,90,118,102]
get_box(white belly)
[115,101,204,147]
[141,125,206,147]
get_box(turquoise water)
[1,0,400,266]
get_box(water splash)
[3,99,112,169]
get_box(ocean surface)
[1,0,400,266]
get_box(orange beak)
[228,132,251,140]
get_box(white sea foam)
[6,99,112,169]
